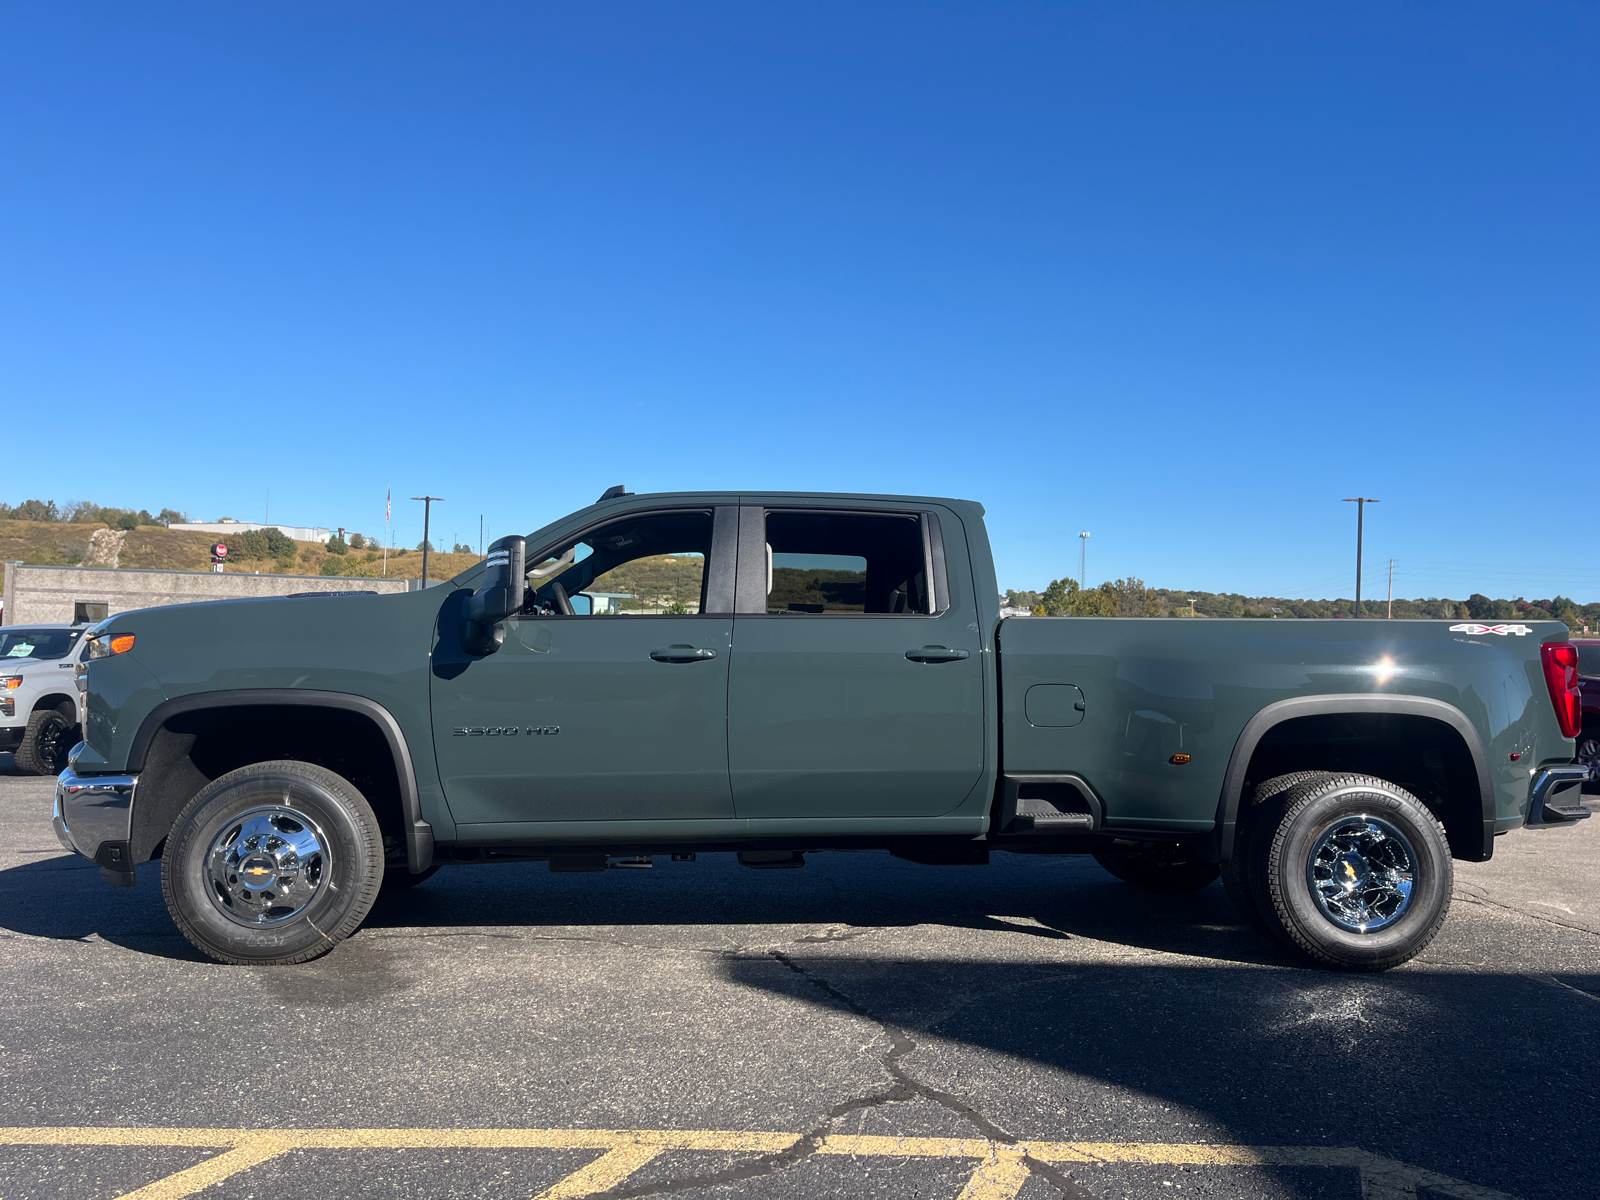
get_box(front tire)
[14,708,76,776]
[1250,773,1452,971]
[161,761,384,965]
[1093,846,1220,894]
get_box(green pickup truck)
[54,488,1588,971]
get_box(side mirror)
[462,535,525,655]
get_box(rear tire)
[1093,846,1220,894]
[1222,771,1334,934]
[161,760,384,965]
[1250,773,1452,971]
[14,709,76,776]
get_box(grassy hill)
[0,519,484,595]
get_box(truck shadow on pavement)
[1,849,1595,1198]
[0,850,1303,968]
[715,950,1598,1200]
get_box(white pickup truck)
[0,624,88,774]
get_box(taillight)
[1540,642,1581,739]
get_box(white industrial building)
[167,519,332,544]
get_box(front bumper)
[54,766,140,886]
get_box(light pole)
[1341,497,1379,617]
[1078,531,1090,590]
[412,496,443,586]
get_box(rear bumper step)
[1527,767,1589,826]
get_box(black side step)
[1012,807,1094,833]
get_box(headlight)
[1,675,21,690]
[87,634,135,659]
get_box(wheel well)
[1241,712,1485,860]
[130,705,406,864]
[31,693,78,720]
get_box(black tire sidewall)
[17,710,74,775]
[162,762,383,965]
[1224,771,1334,934]
[1266,780,1452,969]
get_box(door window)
[763,512,929,615]
[527,510,715,616]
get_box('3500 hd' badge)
[453,726,560,736]
[1448,623,1532,637]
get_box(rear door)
[727,505,985,819]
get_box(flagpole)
[383,485,390,577]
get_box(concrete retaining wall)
[0,562,414,625]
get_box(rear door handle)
[650,645,718,663]
[905,645,970,663]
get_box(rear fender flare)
[1213,694,1493,864]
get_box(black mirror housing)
[462,535,525,655]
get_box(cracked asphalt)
[1,760,1595,1200]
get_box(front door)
[728,507,985,819]
[431,508,735,826]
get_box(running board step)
[1009,797,1094,833]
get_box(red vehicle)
[1573,638,1600,789]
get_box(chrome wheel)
[205,806,331,927]
[1306,814,1417,933]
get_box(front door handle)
[905,645,970,663]
[650,645,718,663]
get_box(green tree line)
[0,498,189,530]
[1007,579,1596,631]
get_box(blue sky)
[3,3,1595,600]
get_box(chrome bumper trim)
[54,767,138,862]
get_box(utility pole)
[1078,531,1090,590]
[479,515,484,557]
[1341,498,1379,617]
[1387,558,1395,619]
[412,496,443,586]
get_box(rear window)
[764,511,929,614]
[0,629,81,661]
[1577,643,1600,678]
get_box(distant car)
[0,624,88,775]
[1573,638,1600,790]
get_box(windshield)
[0,629,81,661]
[1577,643,1600,678]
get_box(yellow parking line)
[113,1136,295,1200]
[0,1126,1515,1200]
[533,1143,667,1200]
[953,1148,1031,1200]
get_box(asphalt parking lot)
[1,761,1595,1200]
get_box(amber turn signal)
[1169,753,1191,765]
[110,634,136,655]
